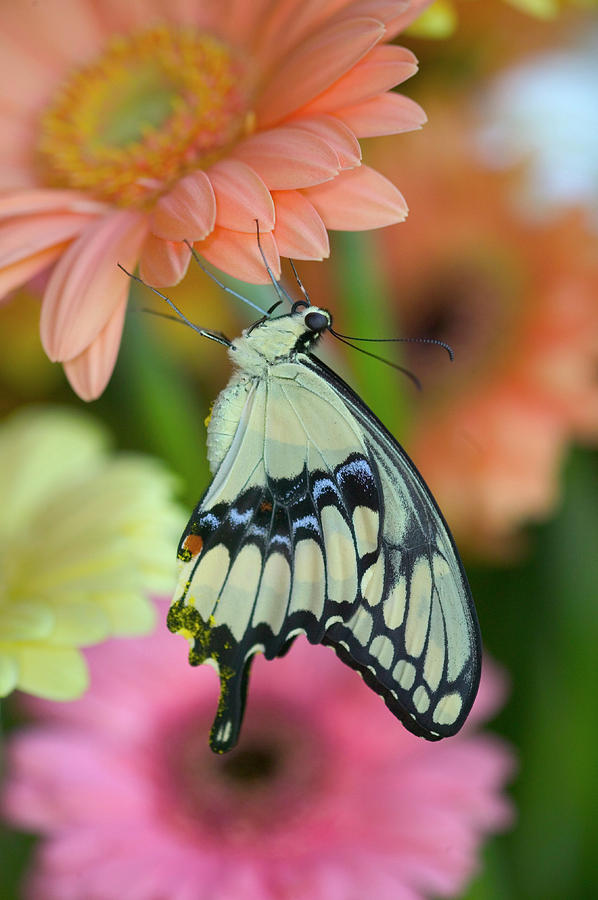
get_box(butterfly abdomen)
[206,374,255,473]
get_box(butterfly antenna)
[330,330,454,362]
[330,332,422,391]
[254,219,296,307]
[118,264,233,349]
[289,258,312,307]
[182,239,267,315]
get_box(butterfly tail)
[209,655,254,753]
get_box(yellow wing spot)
[167,600,218,666]
[204,401,215,428]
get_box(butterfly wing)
[169,357,480,752]
[302,355,481,740]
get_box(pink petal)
[0,213,97,268]
[298,45,418,115]
[208,159,275,233]
[232,127,340,190]
[327,0,410,25]
[250,1,347,73]
[0,190,108,220]
[272,191,330,260]
[0,244,65,300]
[291,116,361,169]
[218,0,274,47]
[303,165,407,230]
[138,235,191,287]
[218,0,275,43]
[336,92,427,137]
[198,227,281,284]
[0,0,104,74]
[0,162,35,192]
[254,1,404,73]
[63,299,127,401]
[0,115,38,189]
[151,171,216,242]
[385,0,435,38]
[0,33,60,117]
[256,17,385,127]
[40,211,148,362]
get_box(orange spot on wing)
[183,534,204,557]
[260,501,273,512]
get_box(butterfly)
[165,285,482,754]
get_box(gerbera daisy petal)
[385,0,435,38]
[199,227,280,284]
[0,118,40,190]
[63,299,127,402]
[0,654,19,696]
[208,159,275,233]
[256,17,386,127]
[272,191,330,259]
[299,44,418,115]
[0,39,58,118]
[304,164,407,229]
[337,92,427,137]
[0,213,97,272]
[0,246,69,301]
[12,645,89,701]
[139,235,191,287]
[40,211,147,363]
[251,0,383,71]
[219,0,274,45]
[151,171,216,243]
[0,190,108,219]
[291,116,361,169]
[233,127,341,190]
[0,0,104,72]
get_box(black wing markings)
[169,448,381,752]
[304,354,482,738]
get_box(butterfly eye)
[304,311,329,332]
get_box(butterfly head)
[290,300,332,344]
[232,302,332,373]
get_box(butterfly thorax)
[206,307,331,474]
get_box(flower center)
[162,702,328,843]
[219,743,280,783]
[37,26,255,207]
[398,251,521,396]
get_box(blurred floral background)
[1,0,598,897]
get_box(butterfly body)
[168,305,481,753]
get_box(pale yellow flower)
[0,407,183,700]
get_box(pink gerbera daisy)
[3,601,514,900]
[0,0,428,400]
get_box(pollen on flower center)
[37,26,254,207]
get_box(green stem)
[329,231,412,439]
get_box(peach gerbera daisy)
[362,112,598,554]
[0,0,429,401]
